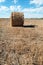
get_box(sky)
[0,0,43,18]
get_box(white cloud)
[0,5,43,18]
[30,0,43,6]
[0,5,22,18]
[13,0,18,4]
[24,13,43,18]
[9,5,22,12]
[10,6,15,11]
[0,0,5,2]
[0,5,22,12]
[22,8,35,12]
[22,6,43,18]
[0,6,9,11]
[17,5,22,11]
[22,7,43,13]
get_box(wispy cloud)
[30,0,43,6]
[22,6,43,18]
[10,6,15,11]
[0,0,43,18]
[17,5,22,11]
[0,6,9,11]
[22,7,43,13]
[12,0,18,4]
[10,5,22,12]
[0,0,5,2]
[0,5,43,18]
[0,5,22,18]
[0,5,22,12]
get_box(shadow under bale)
[11,12,24,27]
[23,25,36,28]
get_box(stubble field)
[0,18,43,65]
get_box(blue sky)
[0,0,43,18]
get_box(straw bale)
[11,12,24,26]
